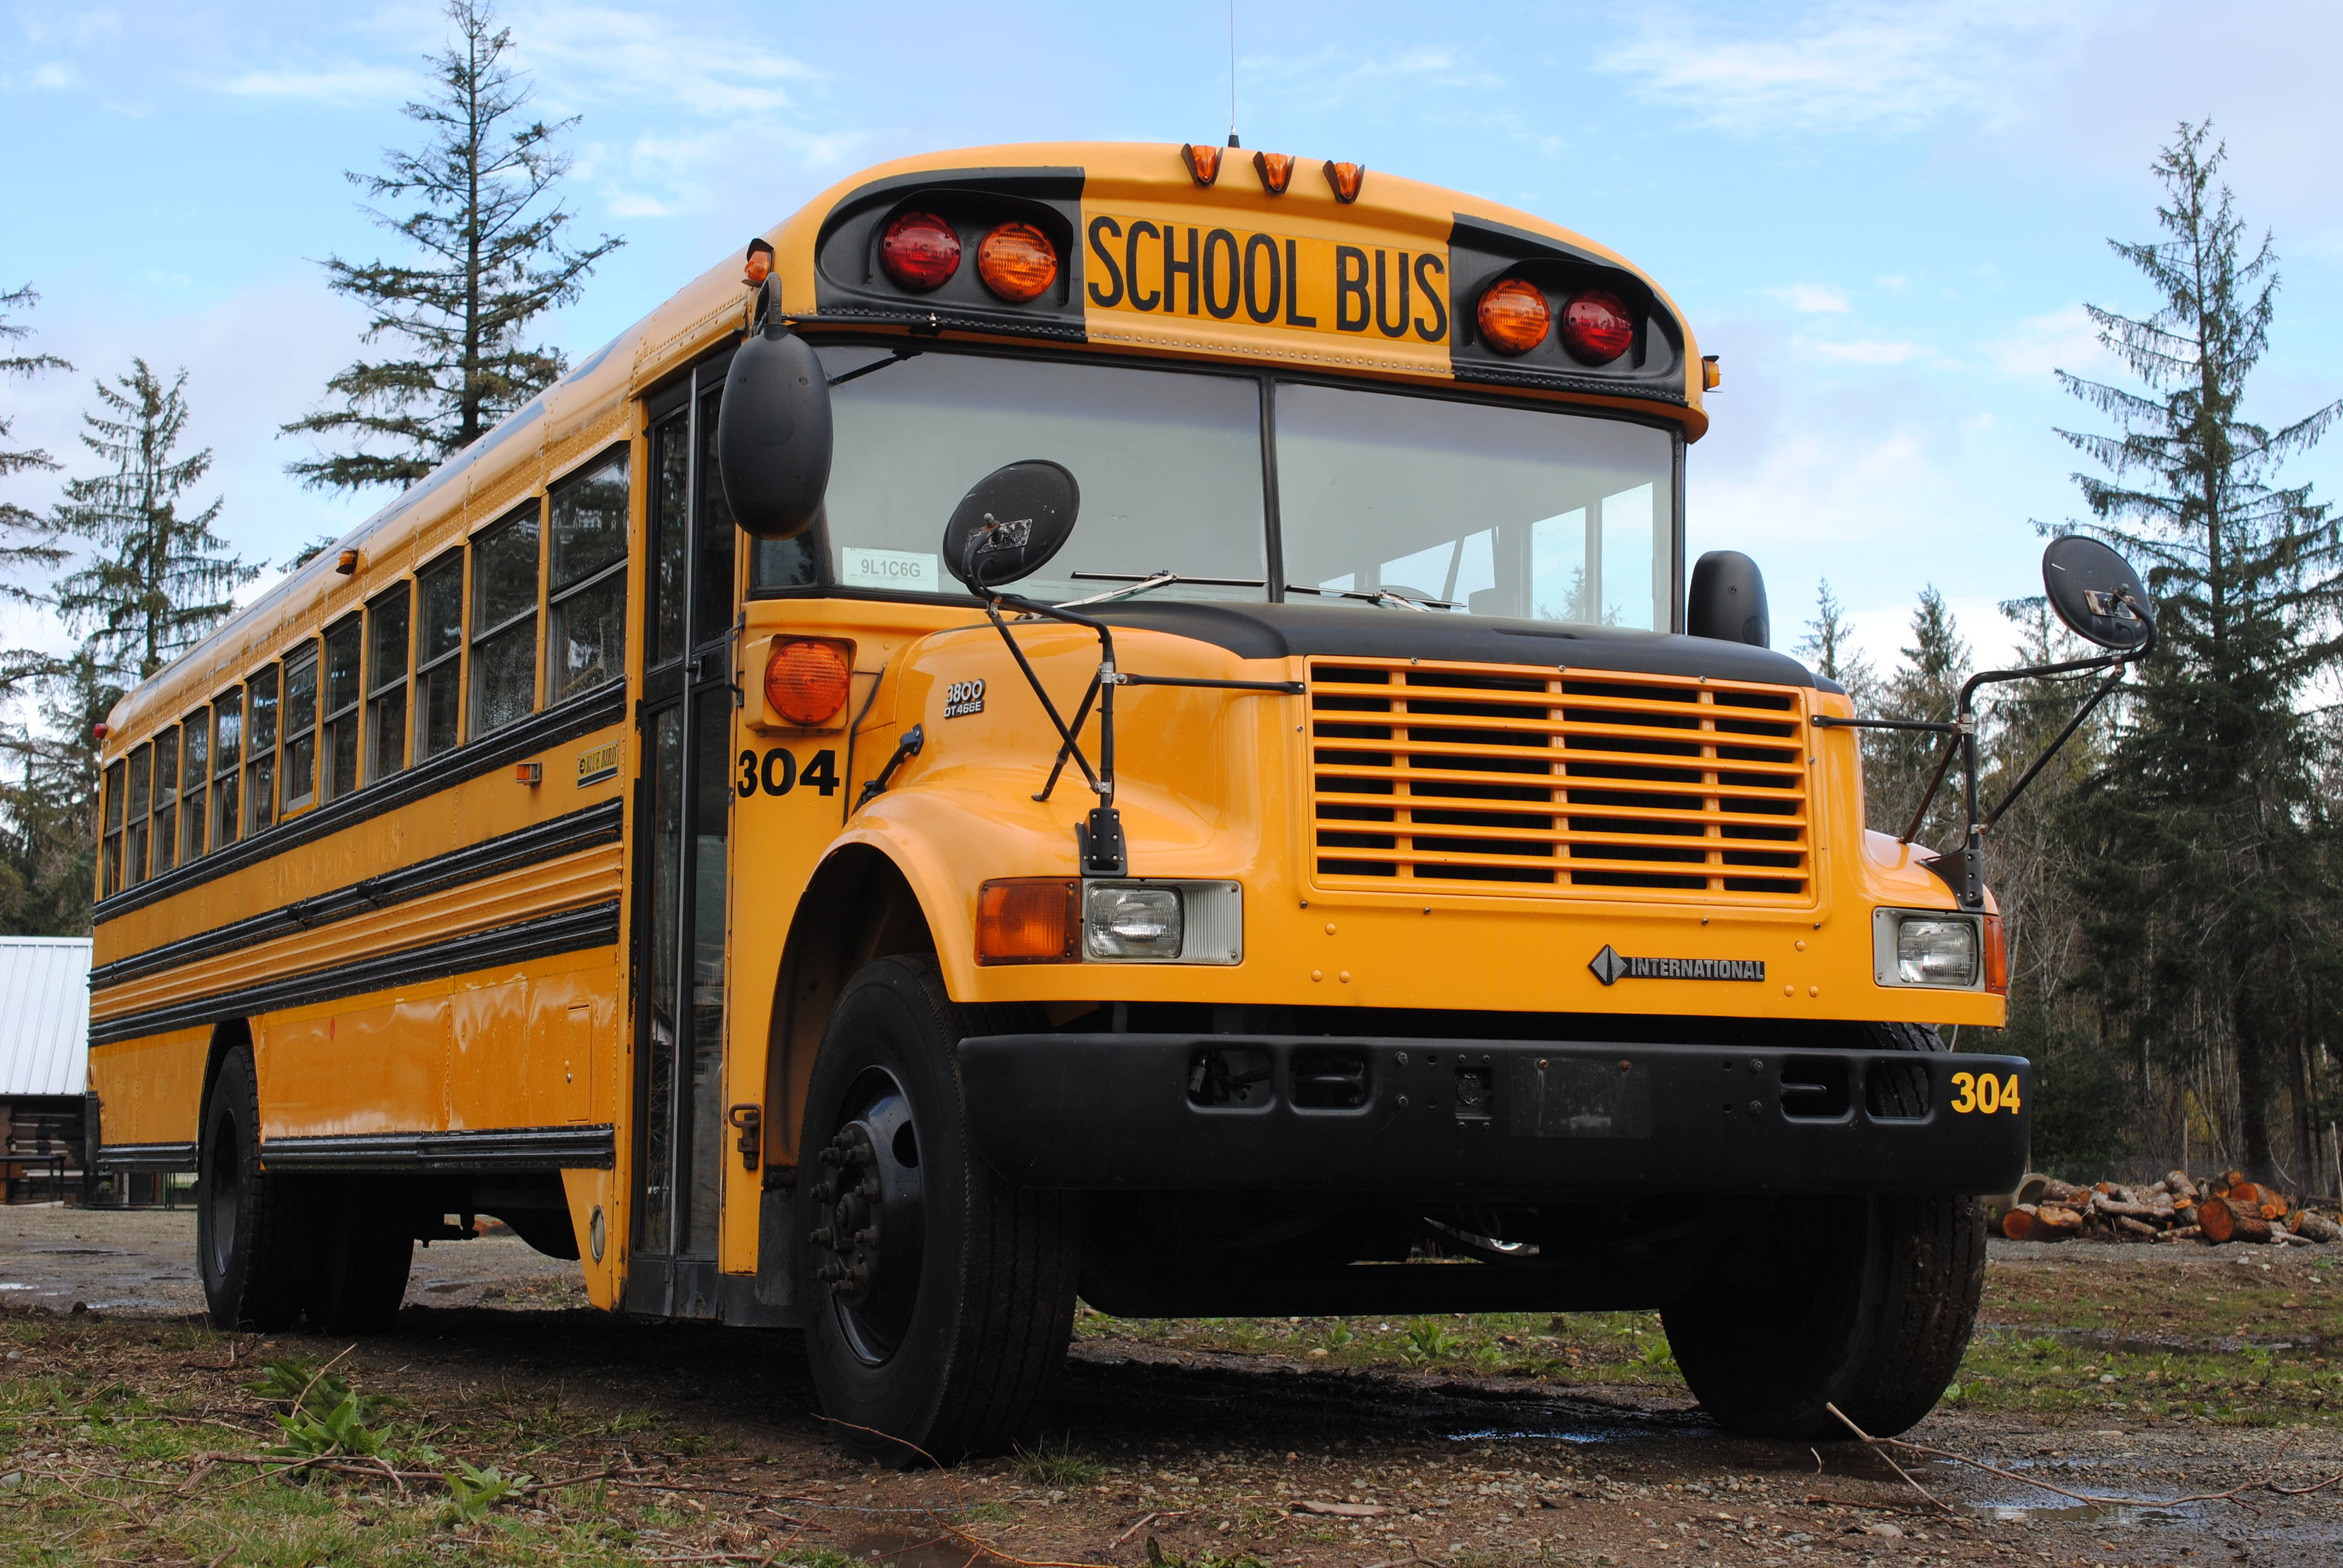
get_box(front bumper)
[958,1034,2028,1195]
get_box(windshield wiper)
[1060,570,1267,608]
[825,347,922,388]
[1283,583,1460,612]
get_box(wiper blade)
[825,347,921,388]
[1060,570,1267,608]
[1283,583,1459,612]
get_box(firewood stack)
[1997,1168,2342,1246]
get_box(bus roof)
[105,140,1702,743]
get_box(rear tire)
[307,1180,414,1334]
[1662,1023,1987,1440]
[197,1048,316,1332]
[796,956,1078,1465]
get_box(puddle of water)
[836,1527,1004,1567]
[0,1284,36,1292]
[1969,1498,2192,1526]
[1447,1428,1615,1444]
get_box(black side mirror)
[942,460,1081,592]
[2042,535,2154,650]
[1688,550,1770,647]
[715,319,832,540]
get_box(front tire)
[197,1048,316,1331]
[1662,1023,1987,1440]
[796,956,1077,1465]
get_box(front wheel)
[1662,1022,1986,1440]
[197,1048,317,1331]
[796,956,1077,1465]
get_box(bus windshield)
[755,346,1677,629]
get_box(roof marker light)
[1476,277,1550,354]
[1322,160,1365,203]
[1253,151,1294,195]
[879,211,960,292]
[976,221,1058,301]
[1181,143,1224,185]
[1561,287,1635,365]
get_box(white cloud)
[1598,1,2100,137]
[212,63,418,105]
[1765,283,1852,314]
[28,61,79,90]
[507,3,818,119]
[1797,336,1929,365]
[1985,303,2110,383]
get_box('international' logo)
[1588,944,1765,986]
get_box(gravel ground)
[3,1206,2339,1566]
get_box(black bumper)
[958,1034,2029,1196]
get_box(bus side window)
[246,665,280,834]
[416,553,464,762]
[470,501,542,739]
[649,413,688,668]
[151,725,178,873]
[323,616,362,801]
[282,645,318,812]
[368,584,411,782]
[123,744,151,889]
[101,758,125,898]
[181,711,209,860]
[548,448,629,704]
[210,690,242,846]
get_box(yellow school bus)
[89,140,2063,1462]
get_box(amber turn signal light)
[1322,160,1365,203]
[977,878,1081,965]
[976,221,1058,302]
[765,638,853,727]
[1476,277,1550,354]
[1702,354,1722,391]
[1984,915,2009,996]
[1181,143,1224,185]
[1253,151,1294,194]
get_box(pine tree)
[2056,122,2343,1184]
[1796,578,1876,698]
[0,283,70,599]
[51,361,257,684]
[281,0,621,491]
[0,653,117,935]
[1866,586,1970,850]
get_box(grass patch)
[1014,1436,1104,1486]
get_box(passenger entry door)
[626,358,739,1317]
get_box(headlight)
[1078,880,1242,963]
[1086,883,1183,958]
[1875,911,1982,988]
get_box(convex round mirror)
[2042,535,2154,650]
[942,460,1080,591]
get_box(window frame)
[209,689,243,847]
[366,583,413,783]
[100,757,125,898]
[151,724,179,875]
[467,500,545,741]
[414,548,467,765]
[321,614,362,803]
[546,443,631,707]
[180,710,209,861]
[278,643,318,816]
[244,664,280,835]
[123,743,151,889]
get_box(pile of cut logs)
[1998,1169,2343,1246]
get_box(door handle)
[727,1103,763,1171]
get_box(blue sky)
[7,0,2343,677]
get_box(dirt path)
[3,1206,2339,1566]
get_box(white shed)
[0,937,94,1203]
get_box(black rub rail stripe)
[88,799,624,994]
[94,1141,198,1172]
[87,900,621,1048]
[258,1123,616,1172]
[93,681,628,924]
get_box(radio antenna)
[1227,1,1239,148]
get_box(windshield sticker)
[943,679,986,719]
[841,546,939,593]
[1084,214,1448,345]
[1588,945,1764,985]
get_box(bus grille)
[1306,658,1812,901]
